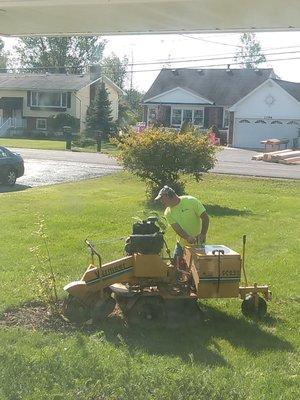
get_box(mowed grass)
[0,173,299,400]
[0,138,117,154]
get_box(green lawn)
[0,173,299,400]
[0,138,117,154]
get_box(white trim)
[170,105,204,127]
[145,86,213,104]
[30,90,69,108]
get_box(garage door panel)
[233,118,300,148]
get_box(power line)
[127,49,300,67]
[4,48,300,73]
[130,55,300,73]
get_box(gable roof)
[143,68,274,107]
[273,79,300,102]
[0,73,113,92]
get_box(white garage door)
[233,118,300,148]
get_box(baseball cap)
[154,185,176,201]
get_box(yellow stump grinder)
[63,216,271,323]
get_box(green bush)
[115,128,217,200]
[48,113,80,133]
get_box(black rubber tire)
[6,170,17,186]
[241,294,267,318]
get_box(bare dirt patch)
[0,301,78,332]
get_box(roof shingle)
[143,68,275,106]
[0,73,93,91]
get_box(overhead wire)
[4,49,300,74]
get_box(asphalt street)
[4,147,300,190]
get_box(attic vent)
[197,69,204,75]
[255,69,262,75]
[171,69,179,76]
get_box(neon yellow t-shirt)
[164,196,206,246]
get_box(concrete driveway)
[213,147,300,180]
[3,147,300,190]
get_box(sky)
[3,31,300,92]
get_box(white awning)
[0,0,300,36]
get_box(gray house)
[142,68,300,148]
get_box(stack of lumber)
[252,149,300,165]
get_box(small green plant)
[115,127,217,201]
[30,215,58,313]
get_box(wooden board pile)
[252,149,300,165]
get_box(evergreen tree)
[14,36,105,73]
[234,33,266,69]
[86,82,115,138]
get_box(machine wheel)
[127,296,165,325]
[6,170,17,186]
[62,295,91,323]
[241,294,267,318]
[90,297,116,322]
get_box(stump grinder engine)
[63,217,271,323]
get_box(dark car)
[0,146,25,186]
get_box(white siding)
[231,80,300,148]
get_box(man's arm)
[197,211,209,243]
[171,223,195,244]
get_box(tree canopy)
[234,33,266,69]
[14,36,106,73]
[0,38,8,70]
[102,53,128,89]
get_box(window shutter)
[67,93,71,108]
[27,91,31,106]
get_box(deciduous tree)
[0,38,8,70]
[15,36,105,73]
[234,33,266,69]
[102,53,128,89]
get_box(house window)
[171,109,182,125]
[271,120,283,124]
[30,91,70,108]
[183,109,193,123]
[171,108,204,127]
[255,119,267,124]
[238,119,250,123]
[36,118,47,130]
[193,109,204,126]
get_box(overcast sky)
[3,31,300,92]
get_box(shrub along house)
[143,68,300,149]
[0,71,124,136]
